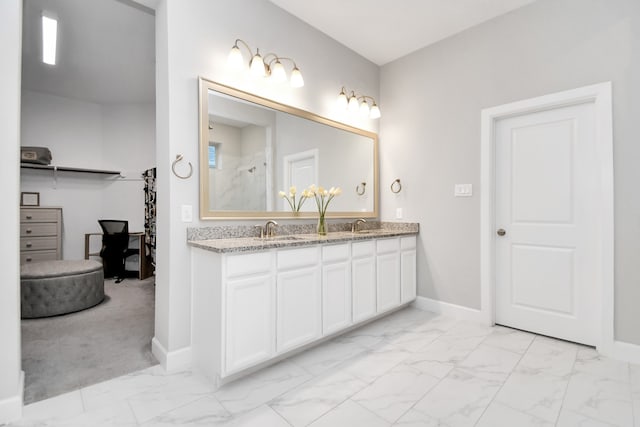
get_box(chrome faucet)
[265,220,278,238]
[351,218,367,233]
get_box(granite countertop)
[188,222,419,254]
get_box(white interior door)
[495,101,600,346]
[283,149,318,212]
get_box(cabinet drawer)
[376,238,399,254]
[21,250,58,264]
[277,247,319,270]
[20,223,57,237]
[322,244,349,263]
[226,252,272,278]
[401,236,416,250]
[352,241,375,258]
[21,236,58,251]
[21,208,60,222]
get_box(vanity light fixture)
[228,39,304,88]
[336,87,381,119]
[42,12,58,65]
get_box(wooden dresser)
[20,207,62,264]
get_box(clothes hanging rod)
[20,163,122,176]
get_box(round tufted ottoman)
[21,260,105,318]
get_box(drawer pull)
[26,215,33,219]
[26,242,32,248]
[26,257,32,262]
[26,229,32,234]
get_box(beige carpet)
[21,277,157,404]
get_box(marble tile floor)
[9,307,640,427]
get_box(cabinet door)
[352,256,376,323]
[322,261,352,335]
[401,250,417,303]
[277,266,321,353]
[377,252,400,313]
[225,274,275,375]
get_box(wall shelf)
[20,163,121,176]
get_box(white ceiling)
[269,0,537,65]
[21,0,155,104]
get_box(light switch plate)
[454,184,473,197]
[396,207,403,219]
[181,204,193,222]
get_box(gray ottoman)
[21,260,105,318]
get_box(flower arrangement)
[307,184,342,235]
[278,186,311,212]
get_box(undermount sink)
[255,235,305,241]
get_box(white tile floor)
[10,307,640,427]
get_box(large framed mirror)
[199,77,378,219]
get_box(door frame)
[480,82,613,352]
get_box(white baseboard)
[0,371,23,425]
[412,296,489,325]
[599,340,640,365]
[151,337,192,373]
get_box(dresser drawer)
[21,236,58,251]
[21,223,58,237]
[21,251,58,264]
[20,208,60,222]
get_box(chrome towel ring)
[171,154,193,180]
[356,182,366,196]
[391,178,402,194]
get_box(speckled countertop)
[188,222,419,254]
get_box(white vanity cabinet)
[224,252,275,376]
[400,236,417,303]
[376,238,401,313]
[322,243,352,335]
[190,232,417,385]
[276,247,321,353]
[352,240,377,322]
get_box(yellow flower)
[289,186,297,196]
[278,191,286,198]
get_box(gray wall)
[379,0,640,344]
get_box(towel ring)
[391,178,402,194]
[171,154,193,180]
[356,182,366,196]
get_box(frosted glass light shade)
[336,91,348,109]
[42,15,58,65]
[359,101,370,117]
[271,61,287,83]
[250,53,266,77]
[348,95,359,113]
[227,45,244,70]
[290,67,304,87]
[369,104,381,119]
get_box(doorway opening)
[20,0,157,403]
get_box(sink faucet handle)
[265,220,278,237]
[351,218,367,233]
[254,224,265,239]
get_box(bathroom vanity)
[188,224,418,385]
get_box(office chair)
[98,220,137,283]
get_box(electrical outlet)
[454,184,473,197]
[181,204,193,223]
[396,207,403,219]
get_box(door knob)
[497,228,506,236]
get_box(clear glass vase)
[317,212,327,236]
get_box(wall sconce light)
[336,87,381,119]
[228,39,304,88]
